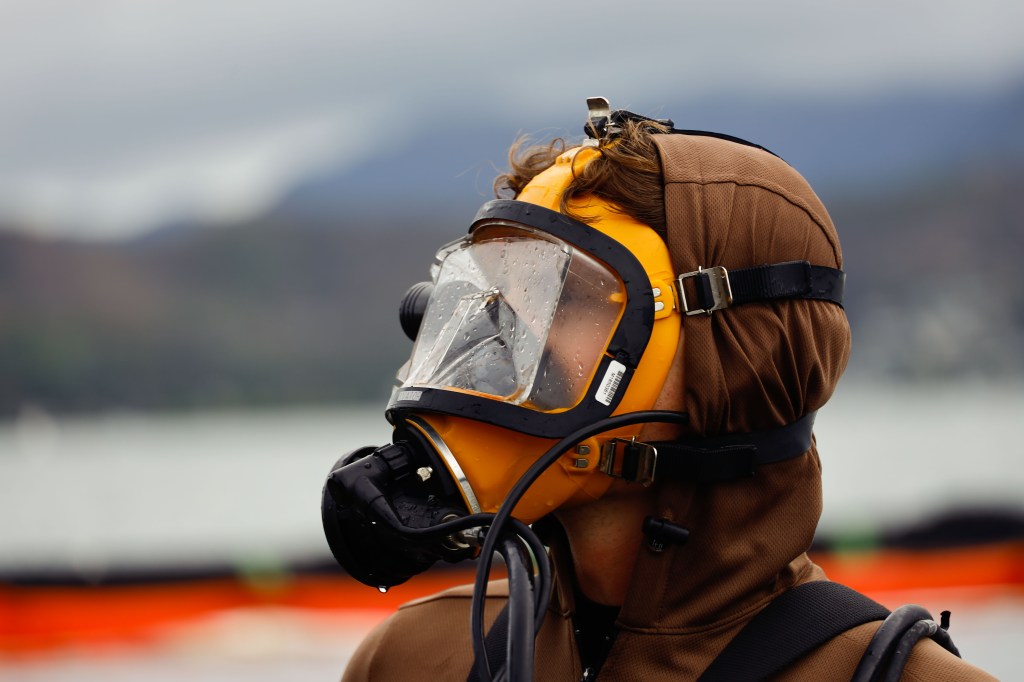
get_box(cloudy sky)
[2,0,1023,239]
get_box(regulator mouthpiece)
[321,439,476,589]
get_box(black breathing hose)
[881,619,939,682]
[501,535,536,682]
[469,409,690,682]
[507,518,552,635]
[930,622,961,659]
[851,604,961,682]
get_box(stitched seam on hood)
[664,178,841,267]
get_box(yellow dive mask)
[386,146,682,522]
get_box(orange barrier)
[3,541,1023,655]
[0,572,470,654]
[813,541,1024,593]
[812,541,1024,610]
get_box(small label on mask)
[595,361,626,406]
[397,390,423,402]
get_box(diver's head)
[390,103,848,511]
[322,98,849,589]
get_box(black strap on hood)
[601,411,816,484]
[679,261,845,316]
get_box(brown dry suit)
[341,135,997,681]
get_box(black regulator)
[321,426,478,589]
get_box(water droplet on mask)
[378,586,389,594]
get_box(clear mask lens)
[403,223,626,412]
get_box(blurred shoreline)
[2,382,1023,573]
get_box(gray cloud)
[1,0,1022,238]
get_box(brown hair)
[493,120,670,238]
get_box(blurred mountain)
[1,86,1022,416]
[0,216,450,414]
[269,82,1024,221]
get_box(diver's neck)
[554,349,683,607]
[554,488,656,607]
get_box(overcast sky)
[2,0,1023,239]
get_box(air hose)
[851,604,961,682]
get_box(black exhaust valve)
[321,429,478,590]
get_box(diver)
[322,98,997,681]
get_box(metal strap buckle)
[599,437,658,486]
[677,266,733,316]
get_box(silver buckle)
[677,266,733,316]
[599,437,658,486]
[583,96,612,145]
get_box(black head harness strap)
[678,261,845,316]
[600,411,817,485]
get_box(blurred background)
[1,1,1023,679]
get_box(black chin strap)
[601,411,817,485]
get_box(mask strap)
[676,260,845,316]
[600,411,816,484]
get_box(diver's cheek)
[637,334,686,442]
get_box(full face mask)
[321,145,684,588]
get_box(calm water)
[2,381,1022,572]
[1,381,1022,679]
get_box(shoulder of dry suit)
[339,568,999,681]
